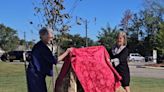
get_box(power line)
[69,0,81,16]
[65,0,82,25]
[76,16,96,47]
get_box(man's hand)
[58,48,73,62]
[66,48,73,53]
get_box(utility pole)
[85,19,88,47]
[24,32,26,42]
[76,17,96,47]
[24,31,27,50]
[23,31,28,92]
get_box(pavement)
[129,62,164,79]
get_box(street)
[129,62,164,79]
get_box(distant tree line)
[0,24,34,52]
[97,0,164,57]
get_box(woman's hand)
[111,58,120,67]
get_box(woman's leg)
[124,86,130,92]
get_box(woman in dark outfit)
[109,31,130,92]
[27,27,72,92]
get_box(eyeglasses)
[48,36,54,39]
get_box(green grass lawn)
[131,77,164,92]
[0,62,54,92]
[0,62,164,92]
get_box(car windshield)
[131,53,141,56]
[135,54,141,56]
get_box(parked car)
[145,56,153,62]
[1,53,8,61]
[128,53,145,62]
[1,51,31,62]
[157,55,164,64]
[25,51,32,62]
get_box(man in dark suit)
[27,27,72,92]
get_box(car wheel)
[9,59,13,62]
[142,59,145,62]
[132,58,135,62]
[1,57,7,62]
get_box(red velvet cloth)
[55,46,121,92]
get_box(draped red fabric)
[55,46,121,92]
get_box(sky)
[0,0,143,41]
